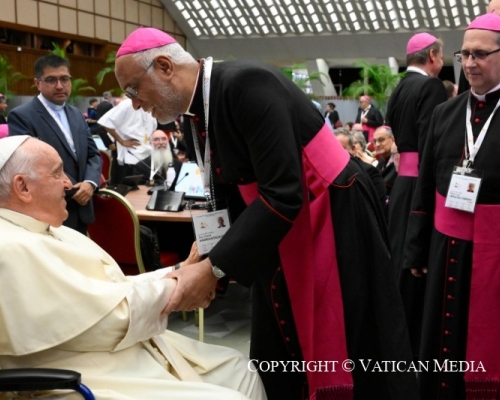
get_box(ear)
[155,56,174,80]
[11,174,33,204]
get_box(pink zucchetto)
[466,13,500,32]
[406,33,437,55]
[116,27,177,58]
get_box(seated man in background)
[134,129,182,187]
[0,136,266,400]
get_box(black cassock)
[404,89,500,400]
[184,60,418,400]
[385,71,447,357]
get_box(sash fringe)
[466,380,500,399]
[315,385,354,400]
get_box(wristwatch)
[211,265,226,278]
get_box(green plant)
[0,55,26,100]
[50,42,96,105]
[343,60,405,115]
[279,63,328,100]
[96,51,122,96]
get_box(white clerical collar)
[406,66,428,76]
[0,208,51,234]
[184,61,203,116]
[38,93,65,111]
[471,82,500,102]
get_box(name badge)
[445,166,483,213]
[192,209,230,255]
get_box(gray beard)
[152,148,173,170]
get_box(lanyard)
[361,106,370,120]
[464,94,500,167]
[190,57,214,204]
[149,158,162,182]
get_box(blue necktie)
[55,108,76,154]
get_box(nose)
[130,97,142,111]
[62,173,72,189]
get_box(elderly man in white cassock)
[0,135,266,399]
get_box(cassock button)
[441,382,448,388]
[450,259,456,264]
[210,150,214,155]
[274,303,280,308]
[445,313,452,318]
[478,103,484,108]
[451,240,456,245]
[448,277,455,282]
[444,330,452,335]
[201,131,206,137]
[474,118,480,123]
[280,320,286,325]
[271,284,276,290]
[285,337,290,342]
[194,116,200,122]
[216,167,221,173]
[446,295,454,300]
[443,348,449,353]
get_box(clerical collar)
[471,82,500,102]
[184,60,203,116]
[406,66,428,76]
[0,208,51,234]
[38,93,65,111]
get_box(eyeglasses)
[124,60,155,99]
[372,137,387,144]
[38,76,72,86]
[151,137,169,143]
[454,48,500,63]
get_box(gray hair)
[351,130,367,151]
[102,91,112,100]
[407,39,443,65]
[0,141,39,204]
[334,130,354,148]
[133,43,197,71]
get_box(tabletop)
[125,185,206,222]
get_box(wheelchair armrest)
[0,368,81,391]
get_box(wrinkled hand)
[411,267,428,277]
[163,258,218,314]
[72,182,94,206]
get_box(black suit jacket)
[355,106,384,128]
[8,97,102,229]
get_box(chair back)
[87,189,146,274]
[99,150,111,181]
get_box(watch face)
[212,266,225,278]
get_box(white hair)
[133,43,197,71]
[0,141,39,204]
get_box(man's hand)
[163,257,218,314]
[120,139,141,148]
[72,182,95,206]
[411,267,428,277]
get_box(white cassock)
[0,208,266,400]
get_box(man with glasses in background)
[405,13,500,399]
[8,54,101,235]
[373,125,397,199]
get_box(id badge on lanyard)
[445,93,496,213]
[189,57,230,255]
[445,165,483,213]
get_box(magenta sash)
[398,152,419,177]
[239,124,353,399]
[434,192,500,398]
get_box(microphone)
[127,150,164,184]
[175,172,189,186]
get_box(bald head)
[488,0,500,14]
